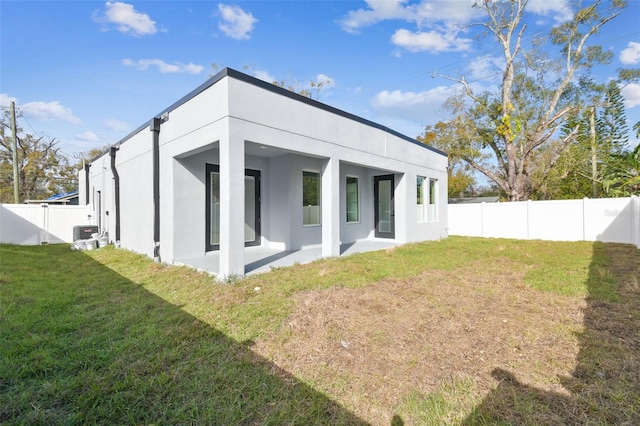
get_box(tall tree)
[418,107,477,198]
[598,80,629,155]
[602,143,640,196]
[0,106,77,203]
[435,0,626,201]
[544,80,631,199]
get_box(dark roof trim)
[96,67,446,160]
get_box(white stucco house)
[80,68,448,277]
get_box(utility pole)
[590,106,598,199]
[10,101,19,203]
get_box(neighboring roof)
[47,190,79,201]
[449,196,500,204]
[25,190,80,205]
[93,67,446,162]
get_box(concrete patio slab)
[175,239,400,277]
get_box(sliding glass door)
[374,174,395,239]
[206,164,261,251]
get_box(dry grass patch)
[253,258,587,424]
[3,238,637,425]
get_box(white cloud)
[467,54,506,81]
[21,101,81,124]
[391,28,472,53]
[76,131,99,142]
[339,0,413,34]
[620,41,640,65]
[338,0,576,56]
[317,74,336,89]
[103,118,131,132]
[372,85,456,123]
[122,58,203,74]
[252,69,277,83]
[217,4,257,40]
[0,93,17,108]
[411,0,481,24]
[526,0,573,23]
[339,1,480,55]
[621,83,640,108]
[94,1,157,37]
[339,0,479,34]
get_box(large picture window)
[303,171,320,225]
[346,176,359,223]
[417,176,438,222]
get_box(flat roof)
[94,67,447,161]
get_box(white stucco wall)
[114,131,155,257]
[225,76,448,245]
[82,69,449,271]
[340,164,375,243]
[173,151,212,260]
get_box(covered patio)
[81,68,448,279]
[175,239,400,276]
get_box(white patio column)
[322,157,340,257]
[219,135,245,278]
[395,172,408,243]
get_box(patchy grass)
[0,244,363,425]
[1,237,638,425]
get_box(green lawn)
[1,237,638,425]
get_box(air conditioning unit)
[73,225,98,241]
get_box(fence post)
[480,202,485,237]
[41,204,49,245]
[582,197,588,241]
[526,200,531,240]
[632,196,639,249]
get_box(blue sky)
[2,0,639,161]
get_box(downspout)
[109,146,121,244]
[84,163,90,205]
[151,117,161,262]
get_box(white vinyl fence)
[2,197,638,248]
[0,203,92,245]
[448,197,639,248]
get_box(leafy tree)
[600,90,640,197]
[418,115,477,198]
[598,81,629,154]
[618,66,640,145]
[272,78,329,100]
[73,148,107,166]
[543,80,631,199]
[0,106,77,203]
[434,0,626,201]
[211,63,330,99]
[447,163,477,198]
[602,144,640,196]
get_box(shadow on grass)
[0,245,368,425]
[462,242,640,424]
